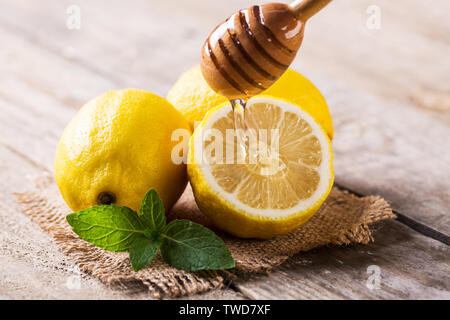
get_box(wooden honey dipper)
[201,0,332,100]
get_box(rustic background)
[0,0,449,299]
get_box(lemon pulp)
[188,96,334,238]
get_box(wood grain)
[323,78,450,237]
[235,220,450,299]
[2,0,449,114]
[0,0,449,299]
[0,0,448,235]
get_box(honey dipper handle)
[290,0,332,21]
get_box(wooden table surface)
[0,0,449,299]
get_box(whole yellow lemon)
[167,66,333,139]
[54,89,191,212]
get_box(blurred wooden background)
[0,0,449,299]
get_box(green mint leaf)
[129,233,161,271]
[144,228,163,242]
[66,205,146,252]
[160,220,235,271]
[65,190,235,272]
[140,189,166,232]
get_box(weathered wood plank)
[2,86,447,300]
[0,0,449,300]
[322,78,450,237]
[293,0,450,116]
[3,98,447,299]
[235,220,450,299]
[1,0,449,235]
[1,0,449,118]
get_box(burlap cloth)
[16,175,395,298]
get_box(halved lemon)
[188,96,334,239]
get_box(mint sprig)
[66,189,235,272]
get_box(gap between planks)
[335,183,450,247]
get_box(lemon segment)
[188,97,334,239]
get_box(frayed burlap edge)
[15,177,395,298]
